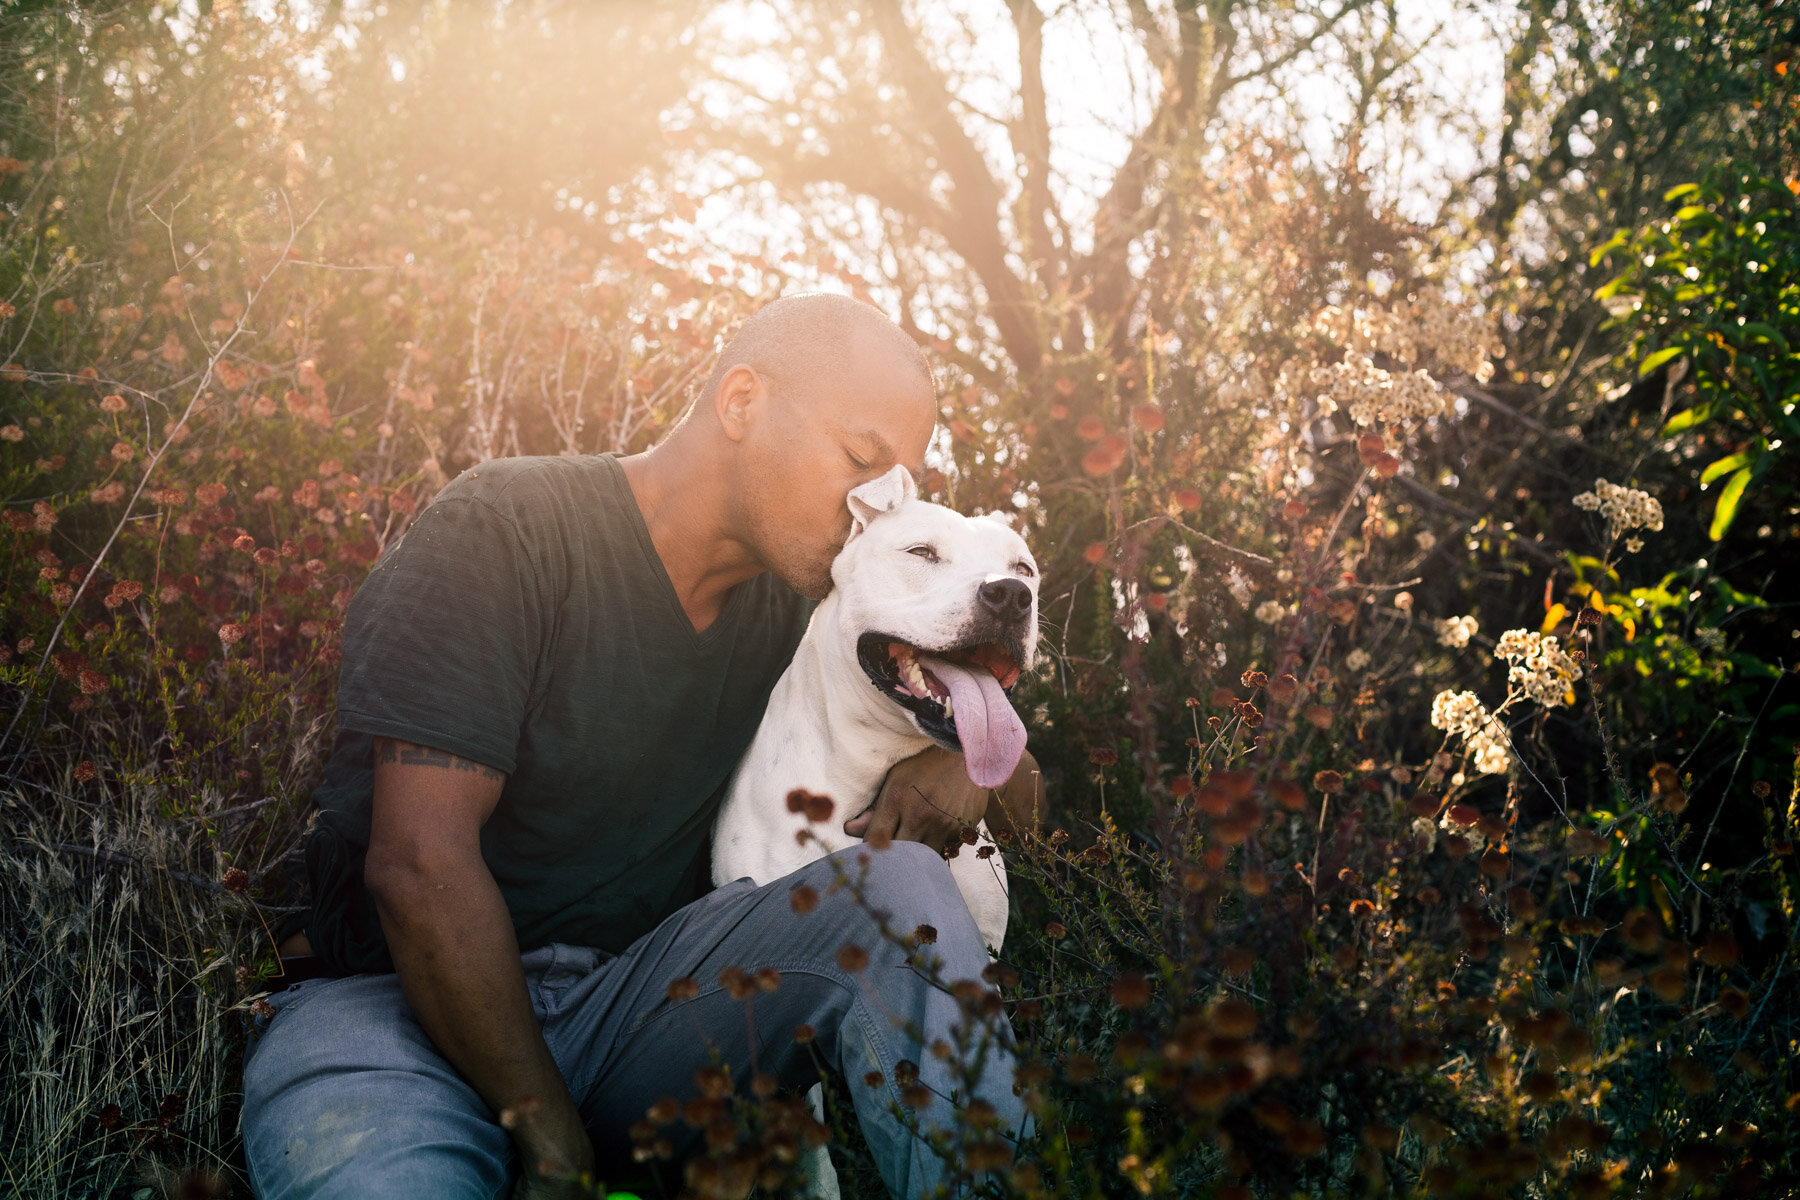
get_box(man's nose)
[978,578,1034,620]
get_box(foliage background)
[0,0,1795,1196]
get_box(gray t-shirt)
[300,453,811,974]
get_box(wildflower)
[73,760,98,782]
[100,394,129,413]
[78,668,109,695]
[195,482,227,507]
[251,394,277,418]
[104,580,142,608]
[1572,478,1663,544]
[153,486,187,506]
[1494,629,1581,707]
[218,623,244,646]
[1393,590,1414,613]
[836,943,869,973]
[1110,973,1151,1009]
[1254,599,1287,624]
[1415,530,1436,551]
[1081,434,1129,476]
[1435,614,1478,648]
[0,301,13,318]
[1429,690,1511,774]
[1345,648,1371,672]
[789,885,818,914]
[1225,566,1254,607]
[0,424,24,442]
[1313,770,1343,793]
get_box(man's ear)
[713,364,764,443]
[846,465,918,541]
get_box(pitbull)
[711,464,1039,950]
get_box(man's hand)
[845,745,1037,850]
[505,1096,598,1200]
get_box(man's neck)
[619,442,764,633]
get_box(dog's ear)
[846,465,918,541]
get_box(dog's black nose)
[978,578,1033,620]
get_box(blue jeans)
[240,842,1024,1198]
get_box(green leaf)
[1639,345,1685,376]
[1589,230,1629,268]
[1700,450,1754,487]
[1595,273,1633,300]
[1739,322,1790,352]
[1708,466,1752,540]
[1660,403,1717,435]
[1663,183,1701,202]
[1672,205,1717,226]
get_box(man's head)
[690,293,937,599]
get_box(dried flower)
[1435,615,1479,649]
[1429,690,1511,774]
[73,760,98,782]
[0,424,23,442]
[1494,629,1581,708]
[218,623,244,646]
[1572,478,1663,545]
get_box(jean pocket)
[532,943,608,1016]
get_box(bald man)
[241,295,1035,1199]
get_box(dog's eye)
[1014,561,1036,578]
[905,544,940,562]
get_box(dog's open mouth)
[856,632,1028,789]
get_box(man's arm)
[363,737,593,1197]
[844,746,1042,849]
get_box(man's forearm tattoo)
[375,739,506,782]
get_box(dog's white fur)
[711,465,1038,952]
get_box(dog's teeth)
[941,692,953,718]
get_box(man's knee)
[811,841,984,957]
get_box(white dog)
[712,464,1038,950]
[710,465,1037,1197]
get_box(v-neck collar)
[600,453,751,650]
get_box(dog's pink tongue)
[922,655,1028,789]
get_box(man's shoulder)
[431,454,620,517]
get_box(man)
[241,293,1037,1198]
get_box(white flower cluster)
[1494,629,1581,708]
[1408,287,1501,380]
[1311,352,1448,427]
[1312,286,1500,381]
[1429,689,1511,775]
[1254,599,1289,625]
[1225,566,1254,609]
[1345,648,1371,671]
[1435,614,1479,649]
[1572,478,1664,549]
